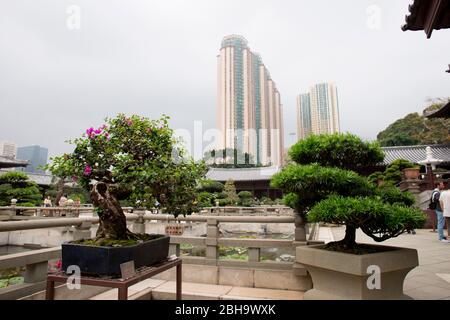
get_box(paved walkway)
[324,226,450,300]
[88,279,304,300]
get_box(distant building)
[0,141,17,159]
[297,83,340,140]
[16,145,48,174]
[216,35,284,167]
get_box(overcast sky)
[0,0,449,159]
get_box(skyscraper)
[297,82,340,140]
[0,141,17,159]
[216,35,284,167]
[16,145,48,174]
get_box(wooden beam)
[425,0,444,38]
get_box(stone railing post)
[132,211,146,234]
[24,261,48,283]
[71,221,92,241]
[400,179,421,207]
[169,243,180,257]
[248,247,260,262]
[205,218,219,264]
[10,199,17,216]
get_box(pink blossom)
[71,176,78,182]
[86,127,95,138]
[94,129,102,135]
[84,165,92,176]
[127,120,133,125]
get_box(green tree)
[238,191,254,207]
[0,172,42,207]
[368,159,418,186]
[223,179,239,205]
[377,100,450,147]
[46,114,206,241]
[271,133,425,250]
[196,179,224,193]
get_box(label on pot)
[120,261,136,279]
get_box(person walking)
[431,182,449,242]
[440,183,450,239]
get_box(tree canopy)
[271,133,425,251]
[0,172,42,207]
[46,114,206,240]
[377,101,450,147]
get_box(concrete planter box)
[296,244,418,300]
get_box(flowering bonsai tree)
[47,114,206,242]
[271,133,426,252]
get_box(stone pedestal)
[297,244,418,300]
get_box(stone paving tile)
[405,285,450,300]
[222,287,304,300]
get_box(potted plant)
[272,133,426,300]
[47,114,206,277]
[403,166,421,180]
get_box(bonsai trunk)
[55,178,66,206]
[337,225,357,249]
[294,212,307,242]
[91,182,129,240]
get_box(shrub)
[223,179,239,205]
[0,172,42,207]
[238,191,254,207]
[259,196,274,205]
[196,180,224,193]
[197,191,213,208]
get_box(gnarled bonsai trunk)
[91,182,128,240]
[337,225,357,249]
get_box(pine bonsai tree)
[272,133,426,252]
[224,179,239,205]
[0,172,42,207]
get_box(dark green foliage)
[377,102,450,147]
[289,133,384,171]
[223,179,239,205]
[196,180,224,193]
[383,159,418,185]
[309,196,426,242]
[271,133,423,250]
[196,191,214,208]
[271,164,373,212]
[368,171,384,185]
[0,172,42,207]
[375,186,415,207]
[238,191,254,207]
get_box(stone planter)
[296,244,418,300]
[403,168,420,180]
